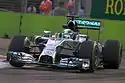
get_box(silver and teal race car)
[7,16,123,73]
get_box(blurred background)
[0,0,92,17]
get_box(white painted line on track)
[0,61,10,69]
[0,55,10,69]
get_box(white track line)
[0,61,10,68]
[0,55,9,68]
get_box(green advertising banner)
[91,0,125,21]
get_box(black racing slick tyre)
[9,60,25,68]
[8,36,30,52]
[78,41,96,73]
[103,40,122,69]
[7,36,30,67]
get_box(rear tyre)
[103,40,122,69]
[78,41,96,73]
[8,36,30,67]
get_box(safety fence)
[0,0,41,13]
[0,0,90,17]
[0,0,21,12]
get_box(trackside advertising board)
[91,0,125,21]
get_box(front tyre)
[9,57,25,68]
[8,36,30,67]
[78,41,96,73]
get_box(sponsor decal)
[74,19,101,29]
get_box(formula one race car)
[7,16,123,73]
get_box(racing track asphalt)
[0,38,125,83]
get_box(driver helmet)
[63,29,73,34]
[64,34,71,39]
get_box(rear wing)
[63,18,102,30]
[63,16,103,42]
[74,19,101,30]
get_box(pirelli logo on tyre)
[91,0,125,21]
